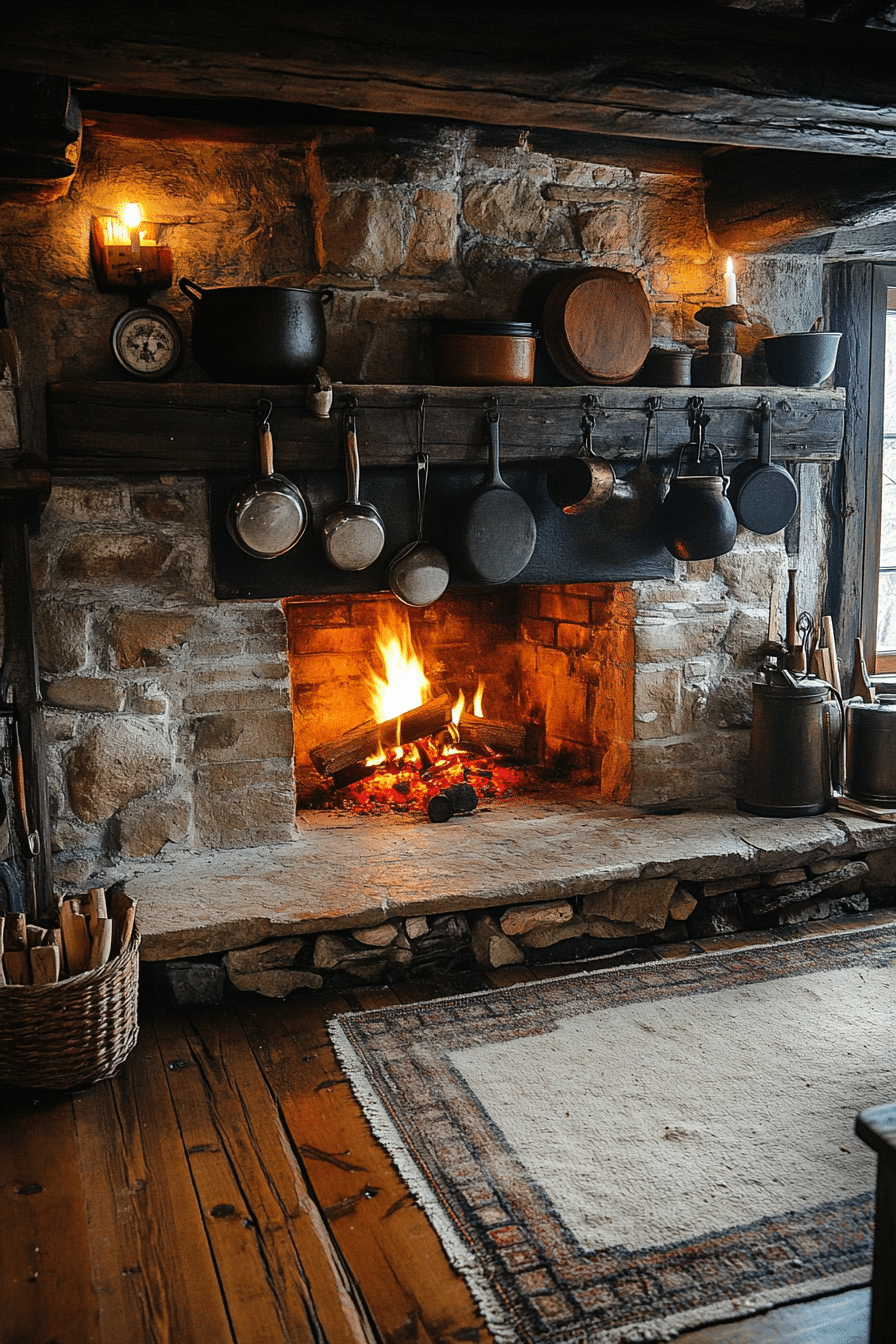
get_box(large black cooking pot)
[179,278,333,383]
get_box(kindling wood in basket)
[0,888,139,1090]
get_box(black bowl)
[762,332,841,387]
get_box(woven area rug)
[330,925,896,1344]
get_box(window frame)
[824,261,896,674]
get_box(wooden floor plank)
[0,1088,99,1344]
[235,991,491,1344]
[677,1286,870,1342]
[152,1006,377,1344]
[70,1022,235,1344]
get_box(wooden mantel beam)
[6,1,896,156]
[705,148,896,249]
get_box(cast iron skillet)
[727,396,798,535]
[456,401,537,584]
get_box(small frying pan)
[727,396,798,535]
[228,400,308,558]
[323,413,386,571]
[456,400,537,584]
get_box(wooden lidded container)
[434,320,537,385]
[542,269,652,384]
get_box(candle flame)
[120,202,142,230]
[725,256,734,276]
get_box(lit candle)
[120,202,142,265]
[724,256,737,306]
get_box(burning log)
[456,714,527,761]
[309,693,454,778]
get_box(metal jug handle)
[823,684,845,797]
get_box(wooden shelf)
[46,381,845,474]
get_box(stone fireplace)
[0,97,842,932]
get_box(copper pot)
[435,320,536,386]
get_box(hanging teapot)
[659,409,737,561]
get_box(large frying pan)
[456,403,536,584]
[727,397,798,535]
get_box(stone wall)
[0,112,836,885]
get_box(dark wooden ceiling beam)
[705,147,896,248]
[6,1,896,156]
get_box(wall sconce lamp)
[90,202,173,292]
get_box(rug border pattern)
[330,925,893,1344]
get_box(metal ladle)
[387,396,450,607]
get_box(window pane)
[880,440,896,566]
[877,571,896,653]
[884,311,896,435]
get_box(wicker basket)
[0,931,140,1090]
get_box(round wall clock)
[110,305,182,380]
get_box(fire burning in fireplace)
[311,611,528,815]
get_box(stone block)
[43,482,129,523]
[405,917,429,940]
[668,887,697,921]
[117,796,191,857]
[313,933,390,970]
[66,718,172,823]
[323,188,405,274]
[43,676,125,714]
[152,960,225,1007]
[109,610,193,669]
[520,916,588,948]
[352,921,400,947]
[715,548,787,606]
[225,965,323,997]
[687,892,745,939]
[582,877,678,931]
[470,914,525,968]
[226,938,308,973]
[500,900,574,937]
[635,609,730,663]
[765,868,808,887]
[779,892,869,926]
[182,687,289,714]
[56,535,174,585]
[742,862,869,918]
[133,490,187,523]
[402,188,458,275]
[863,846,896,892]
[35,603,87,673]
[700,874,761,897]
[193,762,297,849]
[463,176,550,245]
[190,710,294,762]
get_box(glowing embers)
[307,612,528,815]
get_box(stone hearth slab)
[113,796,896,960]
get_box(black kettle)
[659,410,737,561]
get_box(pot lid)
[433,320,537,337]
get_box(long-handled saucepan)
[387,396,450,606]
[456,399,537,584]
[323,412,386,571]
[227,399,308,558]
[727,396,798,535]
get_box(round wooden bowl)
[543,269,652,384]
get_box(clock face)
[111,306,182,380]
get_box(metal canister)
[739,675,840,817]
[845,695,896,804]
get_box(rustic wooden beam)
[46,383,847,471]
[705,147,896,250]
[7,2,896,155]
